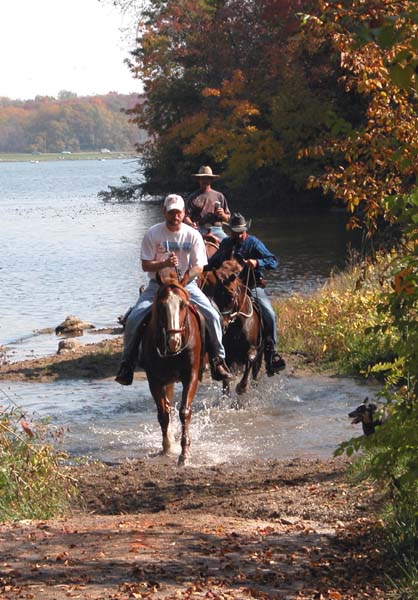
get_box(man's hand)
[243,259,257,269]
[215,206,228,221]
[165,252,179,268]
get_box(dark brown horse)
[212,260,263,395]
[140,271,204,465]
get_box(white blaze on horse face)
[165,290,182,353]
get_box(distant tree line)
[0,92,146,153]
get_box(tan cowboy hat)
[192,165,220,178]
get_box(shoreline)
[0,333,316,383]
[0,151,138,163]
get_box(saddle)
[203,232,221,253]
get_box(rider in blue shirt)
[206,212,285,376]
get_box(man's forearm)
[187,266,203,281]
[141,258,173,272]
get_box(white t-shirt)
[141,222,207,279]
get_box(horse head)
[213,260,243,313]
[154,280,190,355]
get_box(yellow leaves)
[278,251,396,366]
[168,112,209,141]
[202,87,221,97]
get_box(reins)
[221,266,254,323]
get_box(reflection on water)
[0,373,377,465]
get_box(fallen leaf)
[20,420,34,437]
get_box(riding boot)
[264,339,286,377]
[210,356,234,381]
[115,360,134,386]
[115,319,148,385]
[203,324,233,381]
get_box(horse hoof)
[178,455,189,467]
[236,383,248,395]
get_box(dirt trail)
[0,457,389,600]
[0,341,389,599]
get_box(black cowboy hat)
[223,212,251,233]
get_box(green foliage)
[98,176,145,203]
[0,404,77,521]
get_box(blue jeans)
[199,225,227,239]
[121,279,226,366]
[252,287,277,346]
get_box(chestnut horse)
[140,272,204,465]
[212,260,263,395]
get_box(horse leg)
[178,375,199,467]
[222,379,231,397]
[236,348,257,395]
[148,379,173,455]
[252,348,263,380]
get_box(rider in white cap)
[115,194,232,385]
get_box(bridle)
[215,275,254,326]
[156,285,191,357]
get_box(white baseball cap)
[164,194,185,212]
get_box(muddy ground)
[0,338,391,599]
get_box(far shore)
[0,151,139,163]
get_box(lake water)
[0,159,371,464]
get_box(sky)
[0,0,140,100]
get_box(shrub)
[276,252,398,374]
[0,403,77,521]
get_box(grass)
[275,251,398,374]
[0,403,77,520]
[0,151,137,162]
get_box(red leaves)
[20,419,34,438]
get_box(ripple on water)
[0,373,378,465]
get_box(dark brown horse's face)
[214,260,243,312]
[157,286,189,354]
[214,273,238,311]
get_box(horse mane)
[216,259,243,280]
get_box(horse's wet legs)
[236,348,257,395]
[149,380,173,455]
[178,375,199,466]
